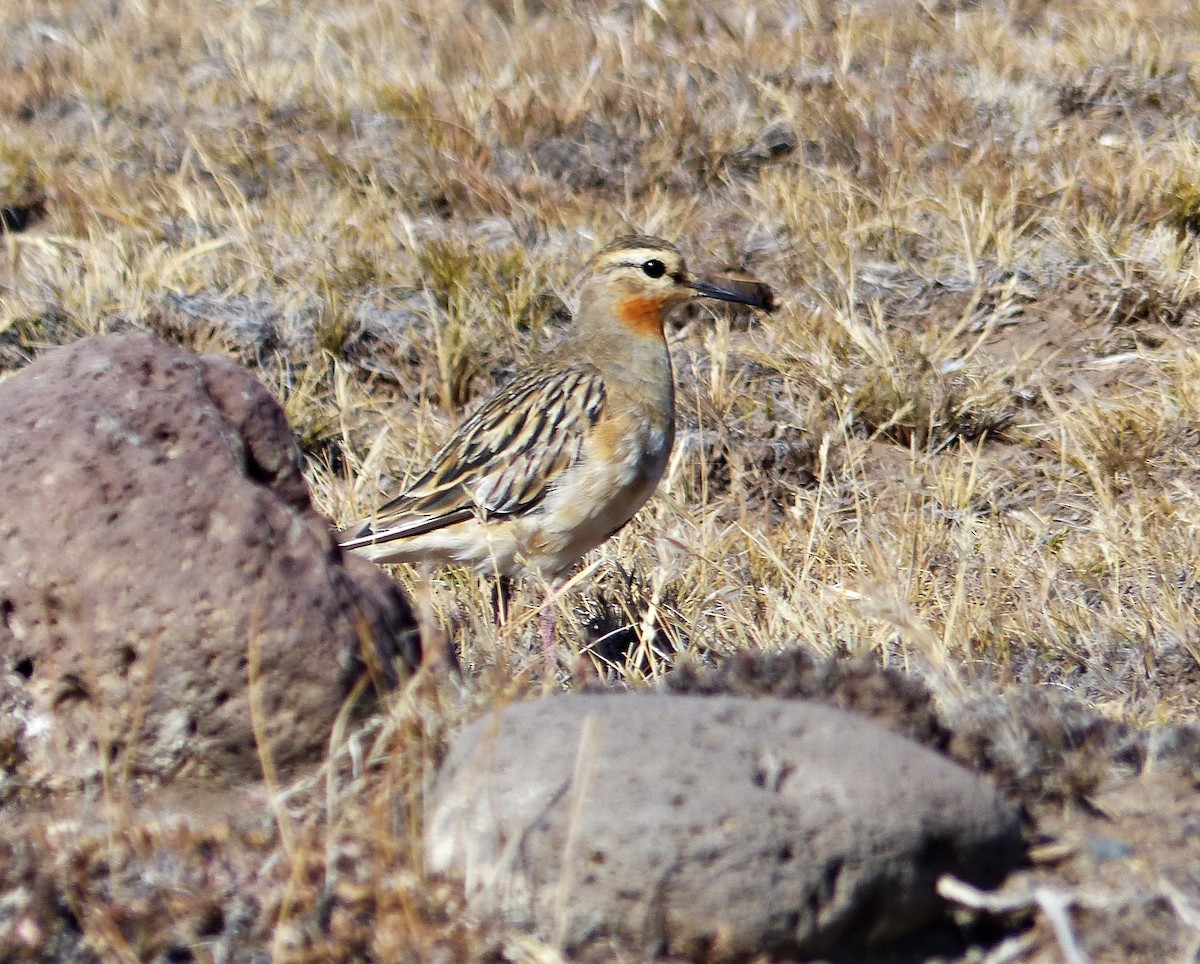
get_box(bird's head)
[578,235,776,338]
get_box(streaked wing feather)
[338,507,477,550]
[347,363,606,546]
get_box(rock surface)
[0,333,419,788]
[426,693,1023,961]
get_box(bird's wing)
[340,363,607,550]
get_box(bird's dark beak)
[687,274,777,312]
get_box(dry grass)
[3,0,1200,959]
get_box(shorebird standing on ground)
[340,235,775,667]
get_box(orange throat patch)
[616,295,668,337]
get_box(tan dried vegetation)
[2,0,1200,960]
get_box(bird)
[339,234,775,664]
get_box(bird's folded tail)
[337,506,477,552]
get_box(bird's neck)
[556,301,673,391]
[614,295,669,339]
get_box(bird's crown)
[583,235,688,290]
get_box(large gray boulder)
[0,333,419,788]
[426,692,1023,960]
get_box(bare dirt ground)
[2,0,1200,960]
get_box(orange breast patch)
[617,295,668,337]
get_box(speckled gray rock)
[0,334,420,788]
[426,693,1022,961]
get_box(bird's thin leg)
[491,575,515,626]
[486,574,516,664]
[539,576,566,677]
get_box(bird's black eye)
[641,259,666,279]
